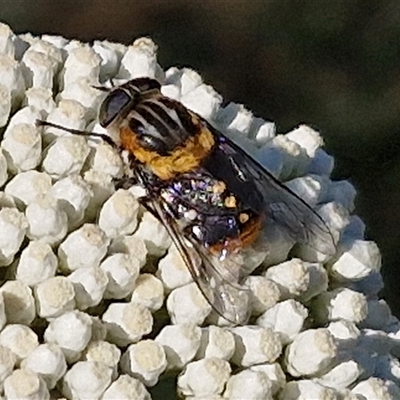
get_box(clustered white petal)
[0,20,397,400]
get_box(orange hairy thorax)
[119,124,215,180]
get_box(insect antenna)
[91,85,111,92]
[91,79,115,92]
[35,120,117,148]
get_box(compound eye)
[99,89,132,127]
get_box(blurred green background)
[1,0,400,319]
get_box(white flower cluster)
[0,21,397,400]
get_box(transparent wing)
[141,196,249,324]
[206,128,336,255]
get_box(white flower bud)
[4,106,42,137]
[297,201,349,262]
[206,284,250,327]
[352,377,400,400]
[21,50,57,89]
[23,87,55,116]
[35,276,75,319]
[0,281,35,325]
[327,320,360,354]
[92,40,120,82]
[0,325,38,362]
[265,259,328,303]
[102,303,153,346]
[1,123,41,173]
[100,253,140,299]
[50,174,93,229]
[230,326,282,367]
[264,258,311,299]
[330,240,381,282]
[161,83,181,100]
[307,147,335,176]
[58,223,110,272]
[4,369,49,400]
[157,245,193,291]
[279,380,338,400]
[118,38,158,79]
[250,363,286,396]
[58,77,103,112]
[155,324,201,370]
[362,299,392,330]
[0,207,27,266]
[62,361,112,400]
[343,215,366,241]
[286,125,324,157]
[120,339,167,386]
[83,340,121,379]
[68,266,108,310]
[109,234,148,267]
[167,282,211,325]
[195,326,235,361]
[257,299,308,345]
[181,83,223,121]
[285,328,337,377]
[217,102,253,137]
[175,68,202,96]
[177,358,231,398]
[224,369,272,400]
[102,375,151,400]
[44,310,92,363]
[91,142,124,177]
[252,118,276,146]
[316,360,362,390]
[312,288,368,324]
[63,46,101,88]
[26,39,63,70]
[258,225,296,268]
[83,169,115,221]
[5,170,52,206]
[0,54,25,109]
[322,180,357,211]
[98,189,140,238]
[21,343,67,389]
[134,211,171,257]
[41,99,87,144]
[15,241,57,286]
[0,84,11,128]
[285,175,329,209]
[42,135,90,179]
[0,23,15,57]
[41,34,69,48]
[131,274,164,312]
[0,344,16,384]
[26,195,68,245]
[258,135,309,181]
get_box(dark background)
[2,1,400,317]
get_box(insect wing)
[141,196,249,324]
[209,128,336,255]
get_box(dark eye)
[99,89,132,127]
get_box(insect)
[37,77,336,324]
